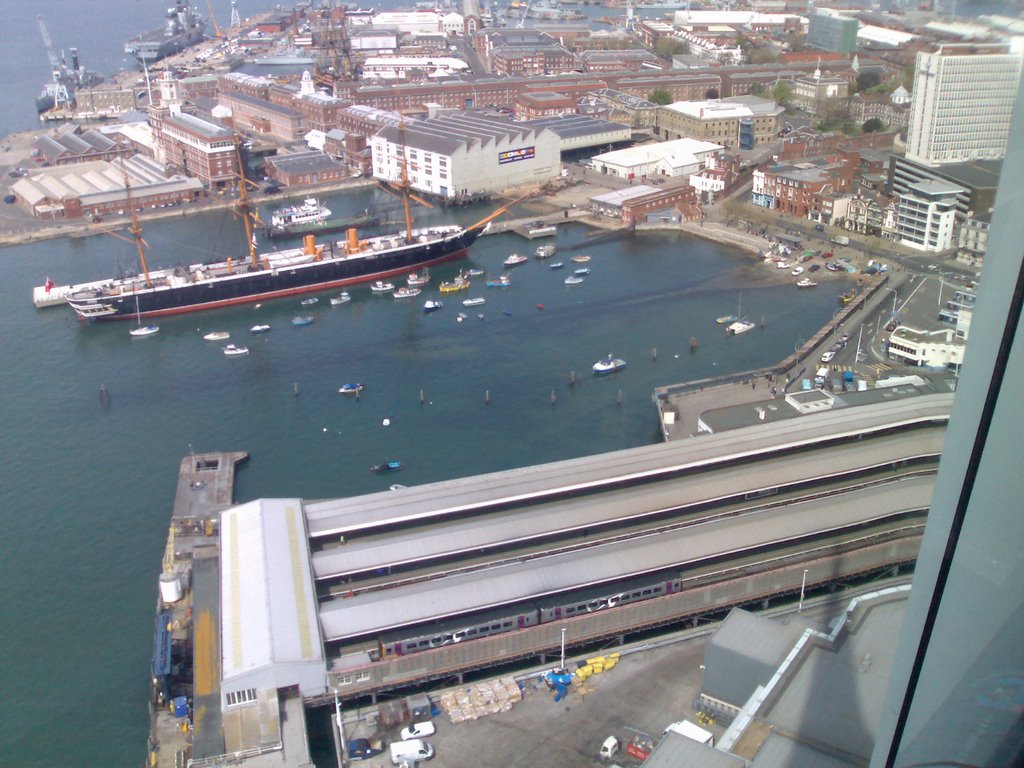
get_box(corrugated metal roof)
[221,499,324,684]
[317,477,933,641]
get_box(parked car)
[400,721,436,740]
[808,264,821,272]
[348,738,386,761]
[815,224,825,232]
[886,321,898,332]
[821,350,836,363]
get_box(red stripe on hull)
[117,248,469,320]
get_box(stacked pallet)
[439,677,523,724]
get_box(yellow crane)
[205,0,224,37]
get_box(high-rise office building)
[806,12,859,54]
[905,43,1022,167]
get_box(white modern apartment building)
[370,112,560,200]
[905,43,1023,167]
[895,179,965,253]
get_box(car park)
[401,721,437,740]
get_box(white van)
[389,738,434,765]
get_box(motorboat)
[535,245,556,259]
[592,354,626,375]
[549,262,565,270]
[203,331,230,341]
[462,297,486,307]
[716,314,736,325]
[406,271,430,287]
[466,268,485,277]
[796,278,818,288]
[338,383,365,395]
[439,274,470,293]
[223,344,249,356]
[370,281,395,294]
[564,275,584,285]
[300,297,319,305]
[330,292,351,305]
[570,255,591,263]
[393,287,422,299]
[503,253,528,268]
[250,324,272,334]
[486,275,511,288]
[371,460,403,473]
[573,267,591,276]
[424,299,444,313]
[292,315,314,326]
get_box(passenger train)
[378,573,682,657]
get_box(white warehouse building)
[371,113,561,200]
[589,138,723,180]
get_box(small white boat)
[203,331,230,341]
[130,325,160,337]
[457,312,468,323]
[791,266,804,276]
[796,278,818,288]
[424,299,444,313]
[593,355,626,375]
[223,344,249,356]
[573,267,591,276]
[393,286,422,299]
[406,271,430,286]
[535,244,556,259]
[300,297,319,305]
[716,314,736,324]
[370,281,395,294]
[503,253,528,268]
[571,255,591,263]
[549,262,565,270]
[292,315,314,326]
[466,268,485,277]
[330,292,351,305]
[564,275,584,285]
[270,198,330,229]
[727,318,757,335]
[338,383,365,395]
[462,297,486,307]
[250,324,271,334]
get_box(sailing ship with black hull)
[66,144,510,322]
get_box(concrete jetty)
[148,451,248,768]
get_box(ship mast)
[393,82,414,244]
[124,175,152,288]
[234,137,261,270]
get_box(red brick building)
[752,155,856,217]
[514,91,577,120]
[621,186,699,224]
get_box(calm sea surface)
[0,0,977,764]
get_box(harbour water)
[2,184,842,765]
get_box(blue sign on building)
[752,192,775,209]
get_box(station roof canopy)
[220,499,325,694]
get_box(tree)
[648,87,673,106]
[862,117,885,133]
[817,97,854,132]
[749,83,766,96]
[654,37,688,61]
[855,71,882,93]
[747,47,779,65]
[705,88,720,100]
[773,81,793,107]
[902,62,915,91]
[787,32,807,53]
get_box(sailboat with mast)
[129,291,159,337]
[64,139,514,322]
[725,293,756,336]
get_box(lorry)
[830,235,850,246]
[663,720,715,746]
[389,738,434,765]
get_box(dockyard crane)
[205,0,224,37]
[36,15,73,110]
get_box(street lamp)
[798,569,808,612]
